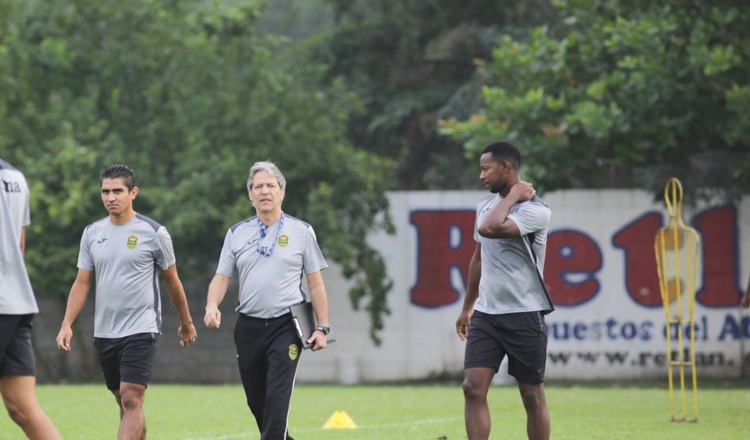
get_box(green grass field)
[0,382,747,439]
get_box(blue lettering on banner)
[547,349,734,368]
[546,315,723,342]
[547,319,655,341]
[717,314,750,340]
[546,315,750,343]
[662,315,709,341]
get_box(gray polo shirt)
[0,159,38,315]
[216,213,328,318]
[77,213,175,338]
[474,193,552,315]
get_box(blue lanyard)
[257,213,285,257]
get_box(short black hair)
[100,164,135,190]
[482,141,522,170]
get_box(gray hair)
[247,161,286,192]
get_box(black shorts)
[0,314,36,377]
[94,332,158,390]
[464,310,548,384]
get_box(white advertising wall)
[297,190,750,383]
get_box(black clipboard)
[289,301,334,350]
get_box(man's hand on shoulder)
[510,180,536,202]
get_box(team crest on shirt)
[289,344,299,360]
[126,235,138,249]
[278,235,289,248]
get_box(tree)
[0,0,395,345]
[441,0,750,200]
[315,0,560,189]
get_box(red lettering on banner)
[409,204,743,310]
[544,230,602,306]
[409,210,475,307]
[693,206,742,307]
[612,212,663,307]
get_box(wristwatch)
[315,326,331,335]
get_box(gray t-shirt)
[216,213,328,318]
[474,193,552,315]
[77,213,175,338]
[0,159,38,314]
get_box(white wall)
[297,190,750,383]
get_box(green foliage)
[442,0,750,200]
[254,0,334,40]
[0,0,394,343]
[316,0,559,189]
